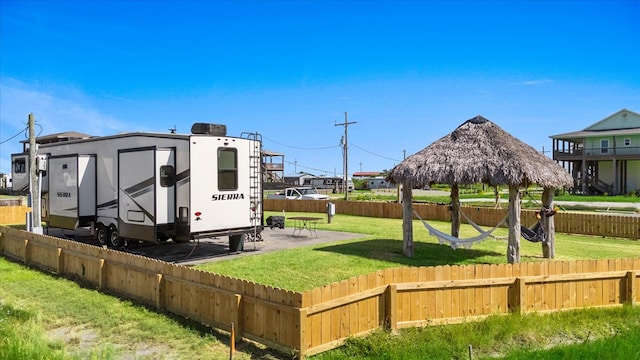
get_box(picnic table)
[288,216,322,237]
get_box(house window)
[624,138,631,147]
[218,148,237,191]
[600,139,609,154]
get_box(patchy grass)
[0,258,279,359]
[312,306,640,360]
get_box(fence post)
[56,248,64,274]
[511,277,526,314]
[298,308,308,359]
[627,271,637,306]
[23,239,30,265]
[387,285,398,333]
[233,294,243,343]
[98,259,106,290]
[156,274,164,310]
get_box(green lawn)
[196,211,640,291]
[1,210,639,359]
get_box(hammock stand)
[413,210,508,250]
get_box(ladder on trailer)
[242,132,263,245]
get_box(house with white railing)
[550,109,640,195]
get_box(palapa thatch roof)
[387,115,574,189]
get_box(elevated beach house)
[550,109,640,195]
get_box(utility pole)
[335,112,356,200]
[28,113,42,233]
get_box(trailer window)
[13,158,26,173]
[218,148,237,190]
[160,165,175,187]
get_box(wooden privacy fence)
[0,226,303,355]
[0,205,31,225]
[264,199,640,240]
[1,225,639,358]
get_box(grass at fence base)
[0,257,267,360]
[197,212,640,291]
[2,212,639,359]
[2,254,639,360]
[312,305,640,360]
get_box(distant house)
[283,173,314,187]
[0,173,11,189]
[367,177,393,189]
[353,171,382,179]
[550,109,640,195]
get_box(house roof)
[353,171,382,177]
[21,131,93,144]
[550,127,640,140]
[262,149,285,156]
[387,115,573,189]
[550,109,640,140]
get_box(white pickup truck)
[267,187,330,200]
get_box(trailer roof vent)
[191,123,227,136]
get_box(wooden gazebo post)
[402,184,414,257]
[507,184,521,263]
[450,184,460,238]
[541,187,555,259]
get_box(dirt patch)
[48,325,99,349]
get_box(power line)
[0,126,29,145]
[262,135,339,150]
[351,143,402,162]
[284,159,338,176]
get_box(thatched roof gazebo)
[387,115,574,263]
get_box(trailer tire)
[107,225,124,248]
[96,224,108,246]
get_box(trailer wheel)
[107,225,124,248]
[96,224,108,246]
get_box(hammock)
[521,222,544,242]
[461,209,545,243]
[520,207,557,243]
[413,210,508,250]
[460,210,508,240]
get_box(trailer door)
[47,155,95,229]
[189,136,252,234]
[118,148,157,242]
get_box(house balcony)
[264,163,284,171]
[554,146,640,161]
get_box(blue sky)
[1,0,639,177]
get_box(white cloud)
[520,79,554,86]
[0,78,133,174]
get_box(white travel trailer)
[11,124,262,250]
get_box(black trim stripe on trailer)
[124,177,155,198]
[97,199,118,211]
[120,185,156,223]
[176,169,189,186]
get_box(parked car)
[267,187,330,200]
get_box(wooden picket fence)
[265,199,640,240]
[1,225,638,358]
